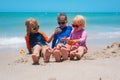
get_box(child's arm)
[52,34,57,48]
[39,31,55,43]
[48,32,55,43]
[62,30,87,45]
[78,30,87,44]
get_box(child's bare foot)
[44,48,51,63]
[75,52,84,60]
[70,46,78,51]
[32,55,39,64]
[70,56,74,60]
[53,48,61,62]
[76,56,81,60]
[32,62,40,65]
[70,51,75,60]
[61,47,68,60]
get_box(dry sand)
[0,42,120,80]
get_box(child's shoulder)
[67,25,72,30]
[82,28,87,32]
[38,31,48,41]
[38,30,44,34]
[81,29,87,35]
[25,33,29,38]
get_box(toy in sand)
[20,49,25,55]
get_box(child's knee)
[32,52,40,57]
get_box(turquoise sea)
[0,12,120,50]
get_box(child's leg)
[70,50,76,60]
[52,48,61,62]
[60,44,70,60]
[42,45,51,63]
[32,45,42,64]
[61,47,68,60]
[75,46,85,60]
[69,46,78,60]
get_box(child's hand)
[67,40,76,45]
[61,37,68,42]
[54,27,62,34]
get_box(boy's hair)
[57,13,67,20]
[25,18,39,27]
[73,15,86,27]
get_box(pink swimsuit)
[69,28,87,48]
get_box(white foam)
[88,31,120,39]
[0,37,25,46]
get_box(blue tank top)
[29,33,47,48]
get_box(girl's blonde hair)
[73,15,86,27]
[25,18,39,27]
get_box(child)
[52,13,72,62]
[25,18,55,64]
[61,15,87,60]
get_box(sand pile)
[83,42,120,60]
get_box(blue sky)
[0,0,120,12]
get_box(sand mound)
[83,42,120,60]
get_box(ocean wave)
[88,31,120,39]
[0,37,25,46]
[0,32,120,46]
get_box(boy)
[52,13,72,62]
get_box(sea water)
[0,12,120,50]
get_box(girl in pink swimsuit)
[61,15,87,60]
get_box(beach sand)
[0,42,120,80]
